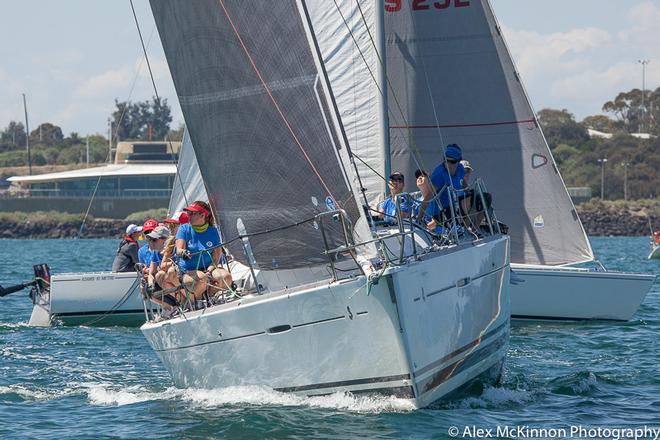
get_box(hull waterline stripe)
[511,314,626,322]
[419,331,508,396]
[414,320,508,378]
[55,309,144,317]
[274,373,411,393]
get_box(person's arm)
[176,238,187,258]
[147,261,157,286]
[208,247,222,272]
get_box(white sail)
[168,128,208,216]
[383,0,593,265]
[307,1,385,208]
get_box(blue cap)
[445,144,462,161]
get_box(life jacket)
[116,235,137,255]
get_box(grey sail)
[168,128,208,216]
[384,0,593,265]
[151,0,373,270]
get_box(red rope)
[218,0,338,205]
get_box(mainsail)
[383,0,593,265]
[168,128,208,216]
[151,0,373,270]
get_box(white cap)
[126,224,143,235]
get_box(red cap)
[164,211,189,224]
[183,202,210,217]
[142,219,159,233]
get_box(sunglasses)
[389,177,404,183]
[446,159,458,164]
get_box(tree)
[0,121,27,152]
[581,115,617,133]
[602,89,643,132]
[537,108,589,149]
[110,97,172,142]
[30,122,64,147]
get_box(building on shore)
[2,140,180,218]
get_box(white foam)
[181,386,416,413]
[0,385,71,401]
[85,384,179,406]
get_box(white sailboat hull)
[28,272,144,327]
[141,236,510,408]
[510,264,656,321]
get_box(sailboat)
[367,0,655,321]
[140,0,510,408]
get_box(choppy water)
[0,237,658,439]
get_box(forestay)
[306,1,385,208]
[168,128,208,216]
[384,0,593,265]
[151,0,373,270]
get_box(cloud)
[500,1,660,119]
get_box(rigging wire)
[77,25,156,238]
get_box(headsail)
[168,128,208,216]
[384,0,593,265]
[151,0,373,270]
[306,1,385,208]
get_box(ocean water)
[0,237,658,439]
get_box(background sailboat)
[357,0,653,321]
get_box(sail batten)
[152,0,372,271]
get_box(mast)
[374,0,390,183]
[22,93,32,176]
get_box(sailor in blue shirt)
[378,172,412,224]
[175,201,233,303]
[430,144,466,209]
[414,169,444,234]
[138,218,159,268]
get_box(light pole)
[621,162,630,200]
[597,158,608,199]
[638,59,650,132]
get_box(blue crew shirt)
[413,195,444,234]
[150,249,163,266]
[138,243,152,266]
[176,223,222,272]
[430,162,466,208]
[381,195,413,224]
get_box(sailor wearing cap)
[138,218,160,267]
[112,224,142,272]
[430,143,466,209]
[378,172,412,224]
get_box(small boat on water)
[9,130,205,327]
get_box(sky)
[0,0,659,137]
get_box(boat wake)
[84,384,416,413]
[449,386,534,409]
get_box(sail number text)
[385,0,471,12]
